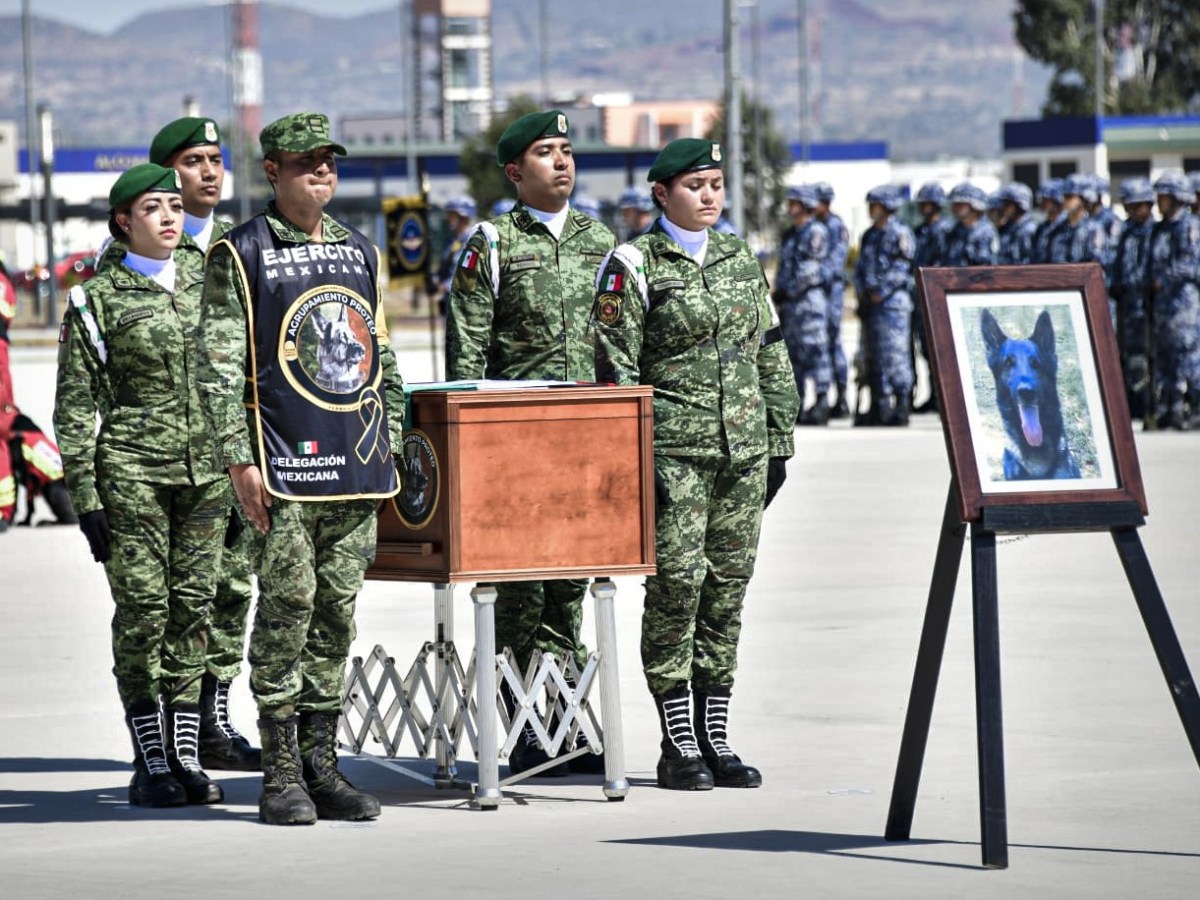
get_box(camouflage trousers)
[828,281,849,389]
[779,289,833,396]
[495,579,589,672]
[206,521,253,682]
[642,453,766,697]
[98,475,228,710]
[864,295,914,397]
[1152,287,1200,403]
[244,498,377,720]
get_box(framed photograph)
[916,263,1147,522]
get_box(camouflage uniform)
[54,251,226,710]
[445,201,615,671]
[820,210,851,400]
[196,202,406,720]
[1146,205,1200,424]
[775,216,832,404]
[854,216,917,410]
[1111,211,1154,417]
[944,218,998,268]
[998,214,1038,265]
[590,224,799,695]
[1047,215,1106,265]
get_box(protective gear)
[198,672,261,771]
[299,711,382,819]
[257,716,318,825]
[1153,170,1195,204]
[694,686,762,788]
[915,182,946,206]
[653,686,714,791]
[1036,179,1063,204]
[813,181,835,203]
[78,508,111,564]
[125,701,187,808]
[444,195,476,218]
[866,185,902,212]
[1119,177,1154,206]
[786,184,820,209]
[948,182,988,211]
[164,704,224,804]
[1061,173,1098,204]
[490,198,516,216]
[999,182,1033,211]
[618,188,654,212]
[763,457,787,507]
[573,194,601,219]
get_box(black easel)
[883,482,1200,869]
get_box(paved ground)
[2,328,1198,899]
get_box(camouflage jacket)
[53,256,220,516]
[944,218,998,267]
[1047,214,1106,265]
[820,211,850,294]
[1110,217,1154,302]
[1147,209,1200,301]
[914,215,953,269]
[775,218,830,300]
[854,218,915,302]
[195,202,405,471]
[998,215,1039,265]
[445,201,615,380]
[590,223,799,463]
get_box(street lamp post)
[724,0,744,235]
[38,103,56,324]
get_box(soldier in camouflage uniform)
[196,113,406,825]
[944,183,998,268]
[590,138,799,792]
[997,182,1038,265]
[1031,179,1065,264]
[54,164,226,809]
[774,185,831,424]
[1110,177,1156,419]
[853,185,916,426]
[445,110,616,777]
[1047,174,1106,266]
[813,182,851,417]
[1146,171,1200,429]
[911,182,953,413]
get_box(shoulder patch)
[596,292,623,326]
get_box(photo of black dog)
[980,308,1081,481]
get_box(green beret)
[109,164,181,209]
[646,138,724,183]
[496,110,570,166]
[149,117,221,165]
[259,112,347,157]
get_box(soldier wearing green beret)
[590,138,799,791]
[196,112,405,825]
[147,116,261,773]
[445,109,616,777]
[54,163,228,808]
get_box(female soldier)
[54,164,226,808]
[590,139,799,791]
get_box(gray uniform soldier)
[146,116,260,772]
[590,138,799,792]
[445,110,616,777]
[196,113,406,825]
[54,164,226,809]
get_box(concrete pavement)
[1,334,1198,898]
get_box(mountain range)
[0,0,1052,161]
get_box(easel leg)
[1111,527,1200,769]
[590,577,630,800]
[885,486,968,841]
[971,526,1008,869]
[471,584,502,809]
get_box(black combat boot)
[884,393,910,426]
[164,704,224,804]
[257,716,317,825]
[797,394,830,426]
[199,672,261,771]
[554,681,605,775]
[125,700,187,808]
[298,712,381,820]
[653,685,714,791]
[501,681,569,777]
[693,686,762,788]
[830,385,850,419]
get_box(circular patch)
[279,288,379,410]
[395,429,439,529]
[596,292,622,326]
[392,211,429,273]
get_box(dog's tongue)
[1019,402,1043,447]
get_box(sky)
[3,1,397,34]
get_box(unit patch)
[596,292,622,326]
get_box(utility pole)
[724,0,744,235]
[402,0,418,194]
[798,0,809,163]
[1094,0,1105,120]
[21,0,42,314]
[38,104,56,324]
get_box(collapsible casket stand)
[884,483,1200,868]
[338,385,655,810]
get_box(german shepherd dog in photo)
[980,309,1081,481]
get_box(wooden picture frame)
[916,263,1147,523]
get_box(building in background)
[415,0,493,142]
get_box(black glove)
[764,457,787,509]
[78,509,111,564]
[654,468,669,522]
[224,507,245,549]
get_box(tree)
[705,92,793,239]
[1015,0,1200,117]
[457,95,542,215]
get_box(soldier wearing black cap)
[445,109,616,778]
[196,112,406,825]
[55,164,228,809]
[146,116,261,773]
[590,138,799,791]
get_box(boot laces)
[130,712,172,776]
[214,681,250,743]
[700,696,734,757]
[662,695,700,757]
[171,711,204,773]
